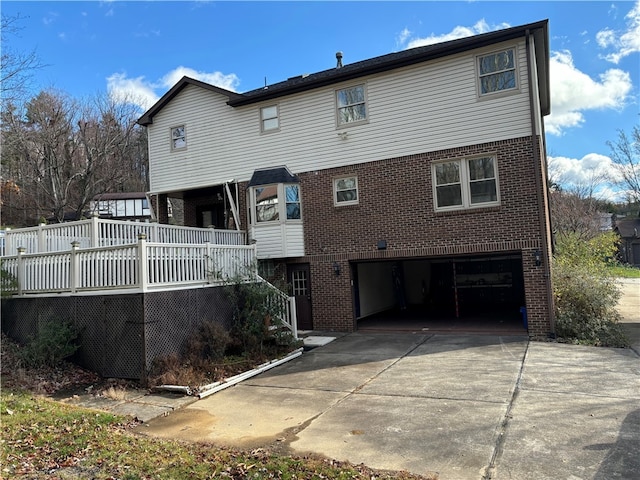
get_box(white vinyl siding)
[148,39,531,195]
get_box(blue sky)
[3,1,639,199]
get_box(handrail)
[2,217,246,256]
[2,240,257,295]
[257,274,298,339]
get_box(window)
[334,176,358,206]
[336,85,366,125]
[477,48,517,95]
[171,125,186,150]
[252,183,302,223]
[260,105,279,132]
[433,156,499,210]
[285,185,301,219]
[254,186,279,222]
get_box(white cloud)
[107,73,159,111]
[597,0,640,63]
[404,19,511,49]
[545,50,632,136]
[106,67,240,111]
[396,28,411,47]
[548,153,624,200]
[159,66,239,91]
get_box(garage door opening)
[353,254,527,334]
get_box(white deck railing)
[2,217,246,256]
[1,239,298,338]
[2,238,257,294]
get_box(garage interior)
[354,254,527,334]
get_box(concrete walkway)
[135,333,640,480]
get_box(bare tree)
[548,157,611,241]
[1,89,148,226]
[608,126,640,203]
[1,14,45,106]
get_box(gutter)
[152,347,304,399]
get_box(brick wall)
[296,136,553,336]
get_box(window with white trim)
[433,156,499,211]
[336,85,367,125]
[334,176,359,206]
[260,105,279,132]
[251,183,302,223]
[477,48,517,95]
[171,125,186,150]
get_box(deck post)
[288,296,298,339]
[16,247,26,296]
[90,214,100,248]
[37,223,46,253]
[137,233,148,292]
[205,242,214,283]
[70,241,80,293]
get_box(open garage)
[353,254,527,334]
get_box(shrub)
[224,277,287,356]
[183,320,231,364]
[17,318,80,368]
[1,261,17,296]
[552,231,629,347]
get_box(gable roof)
[615,217,640,238]
[138,19,549,126]
[137,77,243,126]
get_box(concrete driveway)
[137,332,640,480]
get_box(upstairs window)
[251,183,302,223]
[433,156,499,211]
[260,105,279,132]
[336,85,367,125]
[334,176,359,206]
[478,48,517,95]
[171,125,186,150]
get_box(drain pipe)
[198,347,304,399]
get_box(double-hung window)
[334,176,359,206]
[433,156,499,211]
[477,48,517,95]
[260,105,279,132]
[336,85,367,125]
[171,125,186,150]
[252,183,301,223]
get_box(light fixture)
[533,249,542,267]
[333,262,341,276]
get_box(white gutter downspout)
[197,347,303,399]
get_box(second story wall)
[148,38,534,194]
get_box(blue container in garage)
[520,307,528,329]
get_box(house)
[90,192,153,222]
[615,216,640,266]
[138,20,554,337]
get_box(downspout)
[525,29,556,335]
